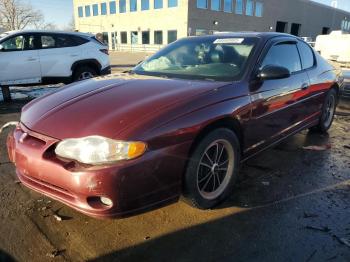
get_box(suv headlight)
[55,136,147,165]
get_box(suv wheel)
[73,66,97,82]
[183,128,240,209]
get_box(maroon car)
[7,33,342,218]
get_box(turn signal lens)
[128,142,147,159]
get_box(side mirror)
[257,65,291,80]
[0,44,4,51]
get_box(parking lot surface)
[0,99,349,262]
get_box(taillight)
[100,49,109,55]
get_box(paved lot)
[109,51,152,72]
[0,99,349,261]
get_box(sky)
[26,0,350,29]
[26,0,73,28]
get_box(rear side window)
[41,35,56,48]
[261,42,302,73]
[40,34,89,49]
[297,41,315,69]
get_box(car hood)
[21,73,228,140]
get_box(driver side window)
[0,35,36,52]
[261,42,302,73]
[1,35,25,51]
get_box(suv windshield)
[133,36,258,81]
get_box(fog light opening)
[100,196,113,207]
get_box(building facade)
[73,0,350,51]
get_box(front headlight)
[55,136,147,165]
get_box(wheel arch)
[71,59,102,76]
[331,82,340,101]
[189,117,244,159]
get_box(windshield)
[133,36,258,81]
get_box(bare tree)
[0,0,43,31]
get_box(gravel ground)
[0,99,349,261]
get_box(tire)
[73,66,98,82]
[311,88,337,133]
[183,128,241,209]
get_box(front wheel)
[311,89,337,133]
[73,66,97,82]
[183,128,240,209]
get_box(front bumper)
[7,124,189,218]
[100,66,111,76]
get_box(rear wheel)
[73,66,97,82]
[183,128,240,209]
[311,89,337,133]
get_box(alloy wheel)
[196,139,234,200]
[323,93,336,128]
[78,71,95,80]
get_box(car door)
[0,34,41,85]
[245,38,310,154]
[296,40,323,118]
[38,34,81,79]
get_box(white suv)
[0,30,111,86]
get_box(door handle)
[301,83,309,90]
[27,58,37,61]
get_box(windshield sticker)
[214,38,245,44]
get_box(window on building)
[92,4,98,16]
[341,20,346,30]
[168,0,177,7]
[154,31,163,44]
[142,31,150,44]
[85,6,91,17]
[262,43,302,73]
[195,29,207,36]
[119,0,126,13]
[235,0,243,14]
[322,27,330,35]
[121,31,127,43]
[211,0,221,11]
[255,1,263,17]
[154,0,163,9]
[78,7,84,17]
[297,41,315,70]
[130,0,137,11]
[101,3,107,15]
[168,30,177,43]
[224,0,232,12]
[131,31,138,44]
[141,0,150,10]
[246,0,253,16]
[197,0,208,9]
[110,1,117,14]
[290,23,301,36]
[102,32,109,45]
[276,21,288,33]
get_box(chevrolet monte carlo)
[7,33,342,218]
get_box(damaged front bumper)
[7,123,184,218]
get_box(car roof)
[2,30,94,38]
[195,32,297,41]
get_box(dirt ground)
[0,99,349,262]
